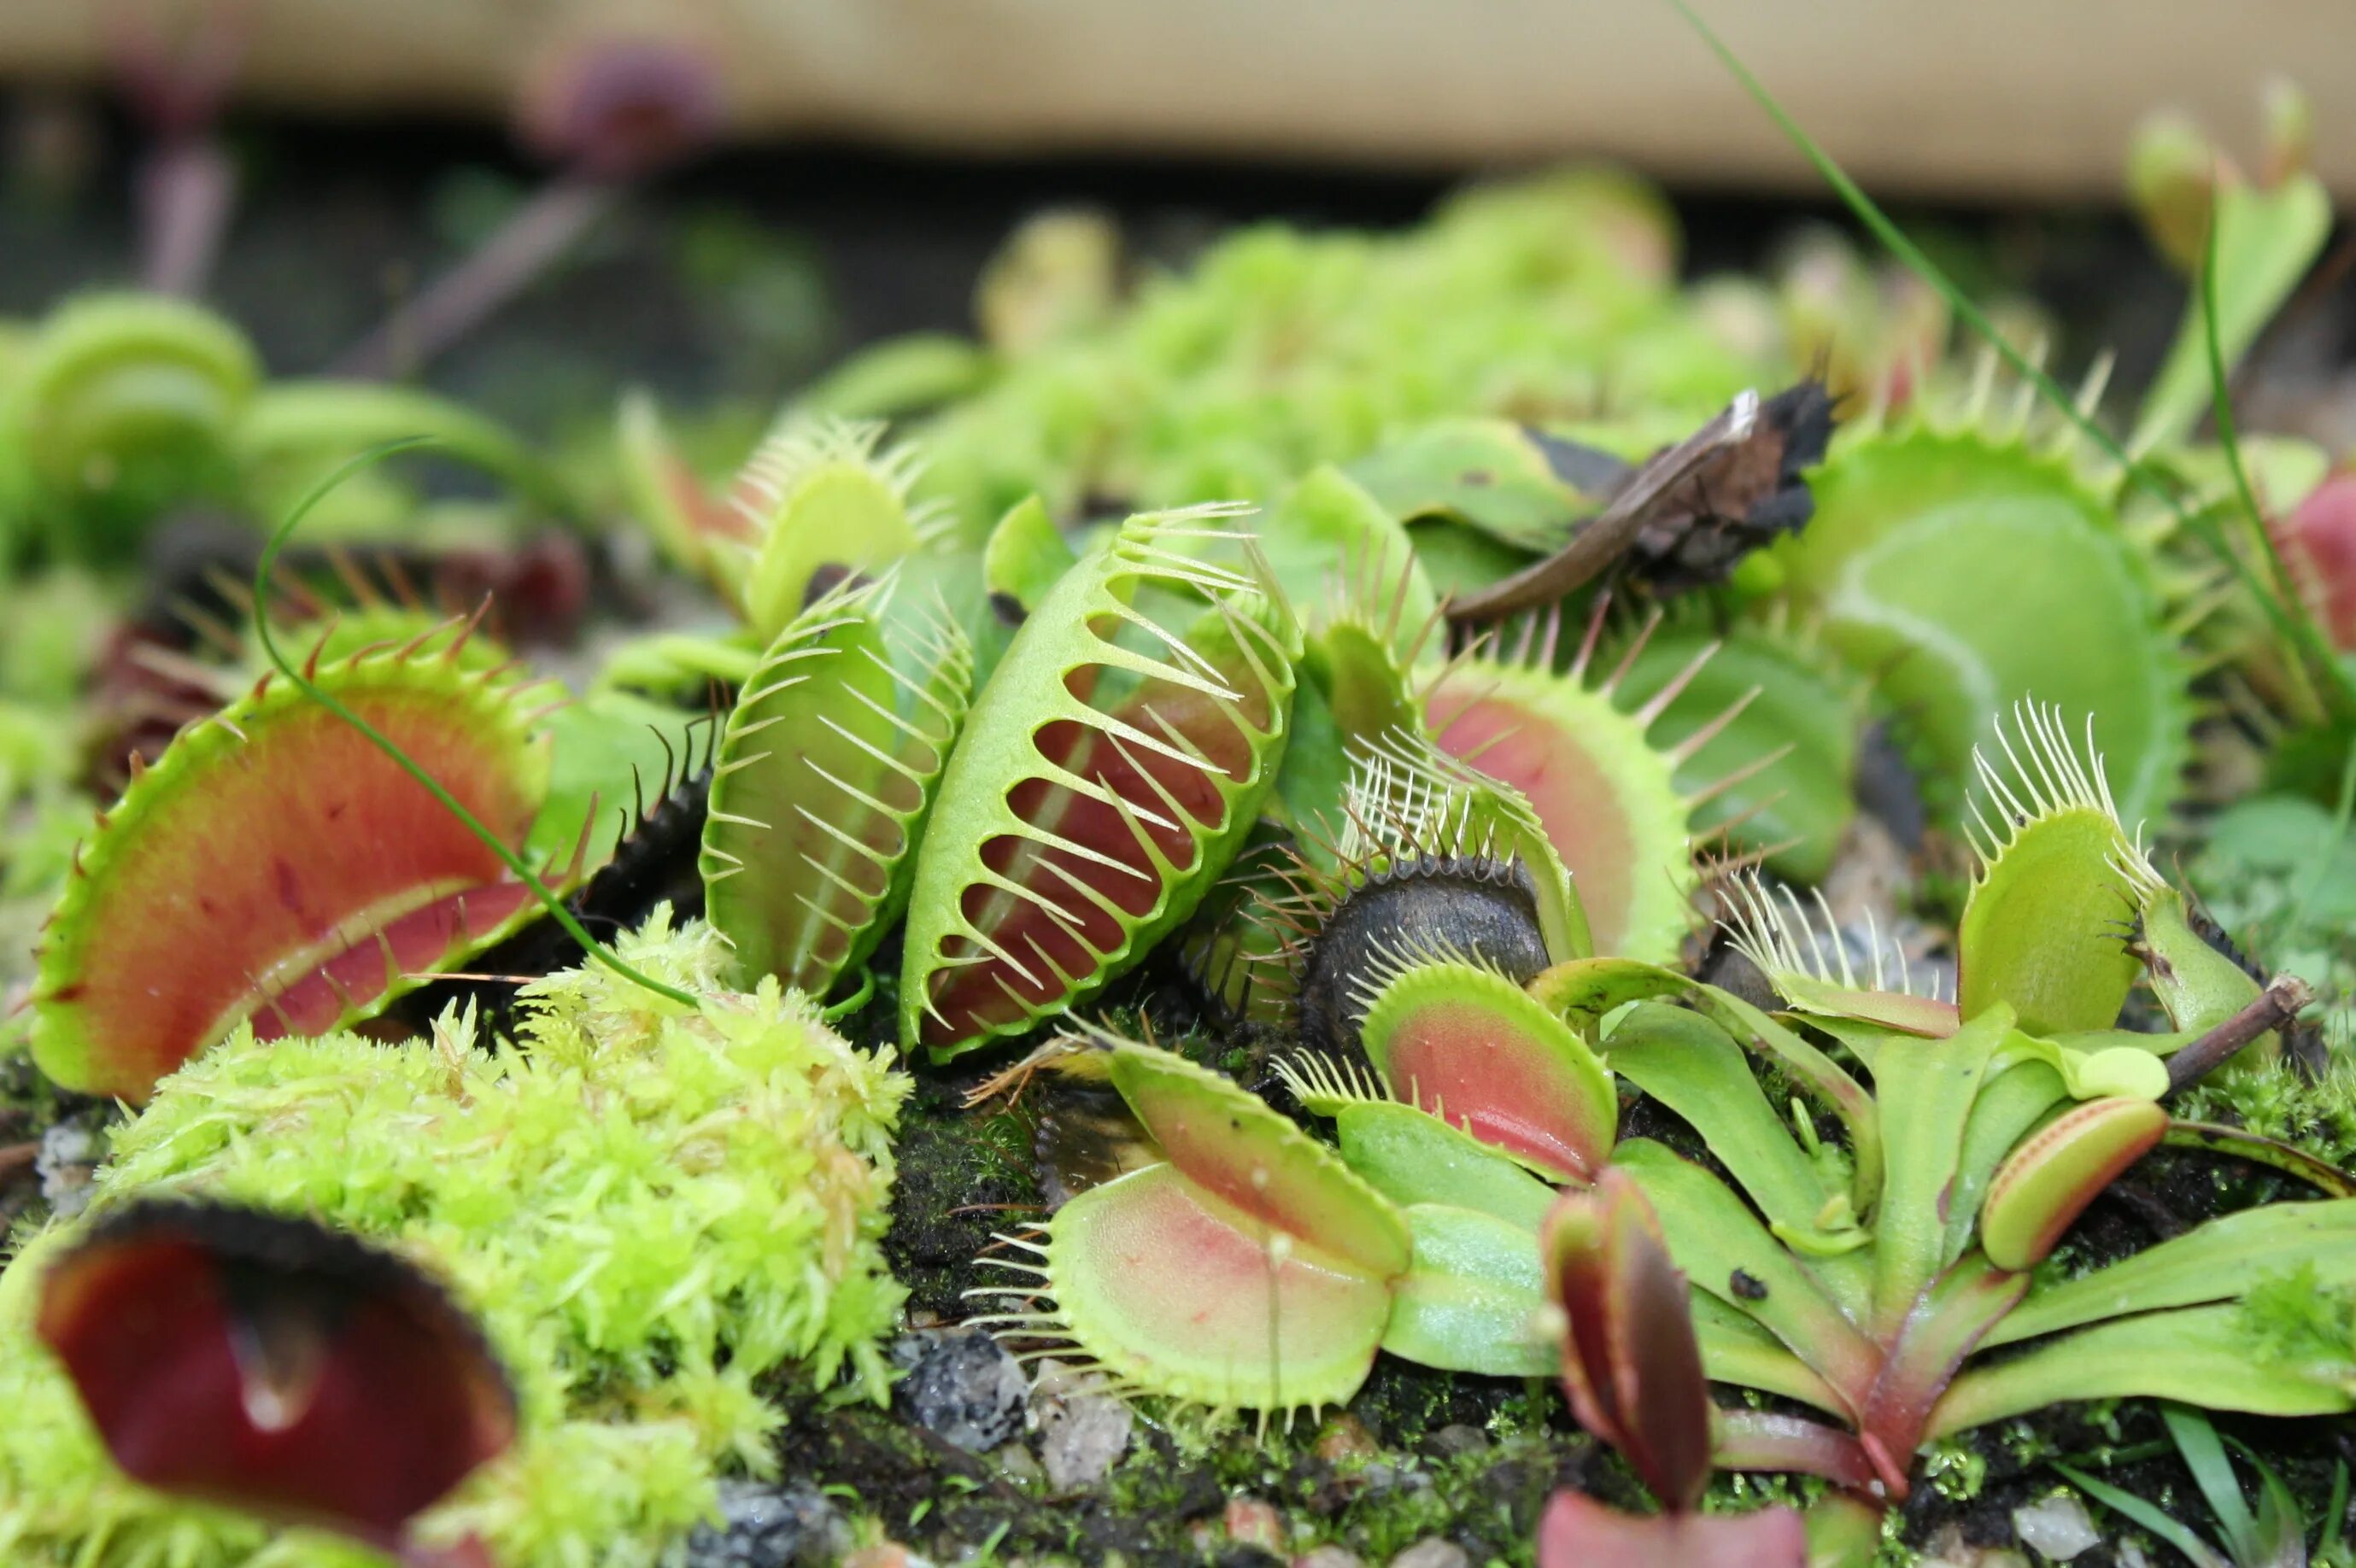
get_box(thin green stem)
[253,438,699,1009]
[1670,0,2355,718]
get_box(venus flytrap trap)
[900,506,1300,1059]
[1602,602,1865,884]
[1250,730,1585,1056]
[699,572,975,1001]
[1773,398,2195,836]
[966,1027,1413,1415]
[616,407,951,640]
[32,1199,517,1568]
[26,627,568,1102]
[1422,591,1785,963]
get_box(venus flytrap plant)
[1515,713,2356,1506]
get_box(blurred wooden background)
[2,0,2352,198]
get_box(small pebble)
[1387,1539,1468,1568]
[1313,1414,1380,1465]
[991,1441,1043,1484]
[842,1546,935,1568]
[1225,1496,1285,1553]
[892,1328,1029,1452]
[681,1479,849,1568]
[1293,1550,1363,1568]
[1918,1528,2031,1568]
[1423,1425,1487,1460]
[2011,1495,2101,1561]
[1031,1360,1134,1490]
[35,1113,105,1220]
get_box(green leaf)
[1689,1292,1846,1417]
[1333,1101,1558,1232]
[2161,1407,2261,1566]
[1380,1202,1551,1376]
[1602,1002,1838,1244]
[1993,1030,2172,1102]
[1687,985,1884,1219]
[1932,1305,2353,1438]
[2053,1460,2230,1568]
[1984,1202,2356,1349]
[1613,1139,1876,1407]
[1943,1060,2067,1267]
[1869,1009,2007,1331]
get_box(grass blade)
[2054,1462,2230,1568]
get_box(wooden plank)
[3,0,2350,199]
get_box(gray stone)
[1422,1425,1488,1460]
[1386,1540,1468,1568]
[1293,1550,1365,1568]
[35,1113,105,1220]
[1030,1360,1134,1491]
[2011,1495,2101,1562]
[893,1328,1029,1453]
[681,1480,849,1568]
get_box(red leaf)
[1538,1491,1806,1568]
[1542,1170,1714,1510]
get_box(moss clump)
[907,168,1779,534]
[0,911,911,1567]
